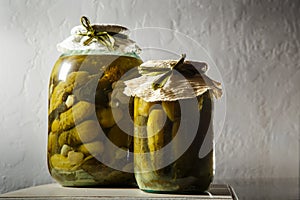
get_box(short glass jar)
[124,57,222,193]
[47,17,142,187]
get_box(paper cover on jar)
[123,59,222,102]
[57,17,141,54]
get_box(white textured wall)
[0,0,299,194]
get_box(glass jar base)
[51,168,137,188]
[137,176,212,194]
[141,186,211,195]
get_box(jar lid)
[57,16,141,54]
[123,55,222,102]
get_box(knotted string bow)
[78,16,115,50]
[139,54,208,90]
[139,54,187,90]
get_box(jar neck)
[60,50,141,59]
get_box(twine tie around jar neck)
[78,16,115,50]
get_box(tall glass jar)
[47,17,142,187]
[124,56,222,193]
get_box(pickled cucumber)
[58,120,100,147]
[161,101,180,121]
[96,107,123,128]
[49,71,89,113]
[78,141,104,157]
[138,98,154,117]
[52,101,94,133]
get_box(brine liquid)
[134,92,214,193]
[48,54,142,186]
